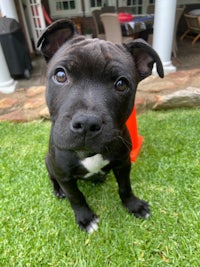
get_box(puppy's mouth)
[52,114,122,154]
[52,126,123,158]
[53,124,104,150]
[52,130,105,153]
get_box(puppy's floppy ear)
[37,19,76,62]
[124,39,164,81]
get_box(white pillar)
[0,0,18,93]
[0,0,19,21]
[0,44,17,94]
[153,0,177,74]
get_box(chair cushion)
[188,9,200,16]
[118,13,133,22]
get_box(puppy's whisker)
[115,135,132,151]
[120,135,132,146]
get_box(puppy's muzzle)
[70,114,102,138]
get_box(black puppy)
[38,19,164,233]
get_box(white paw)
[86,217,99,234]
[144,212,150,219]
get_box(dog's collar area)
[81,154,109,178]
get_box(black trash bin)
[0,17,32,78]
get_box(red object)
[118,13,134,22]
[126,106,144,162]
[42,4,53,25]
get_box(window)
[127,0,142,5]
[49,0,82,18]
[49,0,147,18]
[126,0,143,14]
[90,0,103,8]
[56,1,75,11]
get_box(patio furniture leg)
[180,29,190,41]
[192,33,200,45]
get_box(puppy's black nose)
[70,114,102,136]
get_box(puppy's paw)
[85,217,99,234]
[78,215,99,234]
[124,196,151,219]
[53,188,66,199]
[76,209,99,233]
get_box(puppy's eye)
[115,77,129,92]
[53,68,67,84]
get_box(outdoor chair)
[146,4,155,14]
[146,4,154,45]
[101,6,116,13]
[180,13,200,45]
[92,10,106,40]
[172,7,185,57]
[100,13,133,44]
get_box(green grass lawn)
[0,109,200,267]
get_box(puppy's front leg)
[59,179,99,233]
[113,161,150,219]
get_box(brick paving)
[0,39,200,122]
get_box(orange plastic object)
[126,106,144,162]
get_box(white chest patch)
[81,154,109,178]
